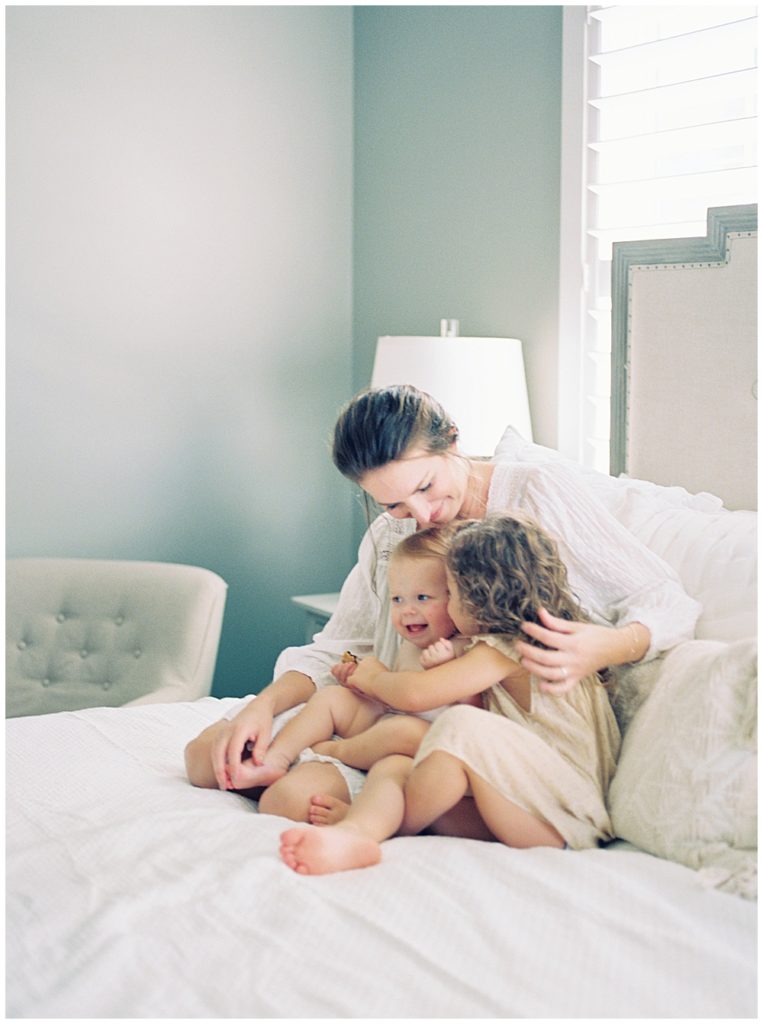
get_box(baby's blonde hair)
[390,524,455,566]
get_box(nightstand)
[291,592,340,642]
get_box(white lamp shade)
[371,335,533,455]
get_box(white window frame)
[557,6,589,465]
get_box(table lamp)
[370,322,532,455]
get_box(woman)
[185,385,700,823]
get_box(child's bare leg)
[279,754,412,874]
[258,761,351,822]
[428,798,496,841]
[240,687,382,788]
[402,751,565,849]
[313,715,429,770]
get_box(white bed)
[5,695,756,1018]
[7,208,757,1018]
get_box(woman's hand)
[515,608,649,695]
[211,701,276,790]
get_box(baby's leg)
[241,687,382,787]
[402,751,565,849]
[313,715,429,770]
[258,760,351,822]
[280,754,412,874]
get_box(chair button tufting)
[80,649,89,659]
[17,640,27,651]
[115,616,124,626]
[102,681,111,690]
[133,648,142,658]
[56,613,66,623]
[42,678,51,687]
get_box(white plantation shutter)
[558,6,757,471]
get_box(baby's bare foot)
[229,752,289,790]
[309,793,350,826]
[279,825,381,875]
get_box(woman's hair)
[332,385,458,483]
[445,514,588,642]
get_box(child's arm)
[343,644,521,714]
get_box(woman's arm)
[343,644,515,714]
[496,462,701,690]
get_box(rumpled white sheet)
[7,698,757,1018]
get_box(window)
[558,5,757,472]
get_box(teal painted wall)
[6,6,355,698]
[353,5,563,469]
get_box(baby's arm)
[314,714,429,770]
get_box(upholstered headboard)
[610,205,757,511]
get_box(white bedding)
[7,697,756,1019]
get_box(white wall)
[6,6,355,696]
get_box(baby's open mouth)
[405,623,427,635]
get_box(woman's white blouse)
[273,460,701,689]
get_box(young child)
[279,513,622,874]
[232,528,467,802]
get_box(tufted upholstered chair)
[6,558,227,718]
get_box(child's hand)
[420,637,456,669]
[339,656,387,698]
[331,661,357,685]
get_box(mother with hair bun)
[185,384,700,825]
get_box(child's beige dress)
[411,634,621,849]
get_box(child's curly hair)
[445,514,588,644]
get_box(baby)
[236,527,466,799]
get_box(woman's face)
[359,446,468,528]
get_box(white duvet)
[6,697,756,1019]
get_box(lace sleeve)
[490,462,701,660]
[272,514,413,689]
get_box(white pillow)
[625,506,756,643]
[608,638,757,899]
[494,427,757,642]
